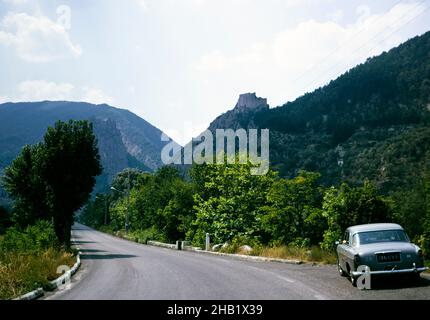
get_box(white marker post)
[205,233,210,251]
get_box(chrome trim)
[374,250,401,255]
[352,266,428,277]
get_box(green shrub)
[0,220,75,299]
[128,227,165,244]
[288,237,311,248]
[0,220,58,254]
[219,236,262,254]
[416,234,430,259]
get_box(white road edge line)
[277,276,295,283]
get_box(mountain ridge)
[0,101,179,197]
[187,31,430,193]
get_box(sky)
[0,0,429,145]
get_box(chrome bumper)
[352,266,428,277]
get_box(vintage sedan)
[336,223,427,287]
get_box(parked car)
[336,223,427,287]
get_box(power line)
[301,0,430,93]
[289,0,408,87]
[286,0,430,101]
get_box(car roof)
[347,223,404,234]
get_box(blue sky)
[0,0,429,144]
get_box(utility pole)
[95,194,109,226]
[126,169,130,233]
[104,196,108,225]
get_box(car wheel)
[349,271,357,287]
[337,259,347,277]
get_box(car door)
[338,231,350,270]
[342,231,356,270]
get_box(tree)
[80,194,109,228]
[259,171,324,246]
[3,144,49,227]
[321,180,393,249]
[104,166,195,243]
[0,205,11,234]
[131,166,194,242]
[418,177,430,258]
[111,168,146,197]
[3,120,102,248]
[159,179,195,241]
[41,120,102,248]
[189,161,277,246]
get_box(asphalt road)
[45,224,430,300]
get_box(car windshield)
[357,230,409,245]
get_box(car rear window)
[357,230,409,245]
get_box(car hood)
[358,242,418,255]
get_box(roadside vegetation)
[80,159,430,263]
[219,243,337,264]
[0,120,101,299]
[0,221,76,299]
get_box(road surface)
[45,224,430,300]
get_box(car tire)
[337,259,347,277]
[350,271,357,287]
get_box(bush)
[417,234,430,259]
[0,220,58,254]
[0,220,75,300]
[219,236,262,254]
[128,227,165,244]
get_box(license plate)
[377,252,400,263]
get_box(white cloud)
[272,19,347,73]
[2,0,29,5]
[163,121,209,146]
[82,87,114,105]
[328,9,344,22]
[0,12,82,62]
[0,80,114,105]
[135,0,148,12]
[17,80,75,101]
[192,2,430,105]
[193,43,266,72]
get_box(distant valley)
[0,101,179,199]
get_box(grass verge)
[220,245,337,264]
[0,248,76,300]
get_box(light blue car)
[336,223,428,287]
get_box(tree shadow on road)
[78,249,106,253]
[72,241,97,244]
[80,253,137,260]
[369,274,430,290]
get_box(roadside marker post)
[205,233,210,251]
